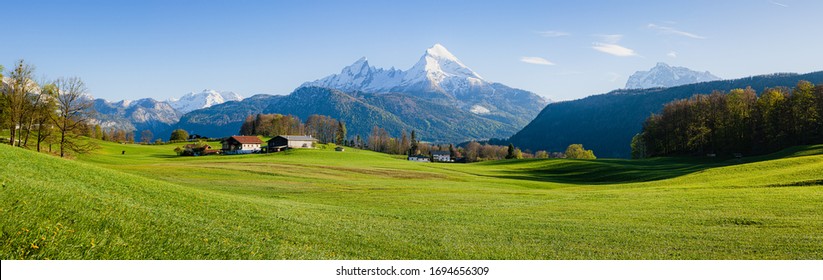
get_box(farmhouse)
[408,154,430,162]
[431,151,452,162]
[181,143,219,156]
[267,135,318,152]
[221,136,262,154]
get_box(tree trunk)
[60,130,66,158]
[8,124,15,146]
[23,123,31,147]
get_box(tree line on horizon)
[238,112,597,162]
[238,113,347,145]
[633,81,823,158]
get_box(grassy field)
[1,139,822,259]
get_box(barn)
[267,135,318,152]
[221,136,262,154]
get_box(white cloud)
[520,56,555,65]
[538,30,570,37]
[647,24,706,39]
[769,1,788,7]
[592,43,638,57]
[667,51,678,58]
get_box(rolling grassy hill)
[1,140,822,259]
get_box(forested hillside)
[634,82,823,157]
[510,71,823,158]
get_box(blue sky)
[3,0,821,101]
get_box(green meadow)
[1,139,822,259]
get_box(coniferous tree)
[506,143,515,159]
[409,130,418,155]
[336,121,346,145]
[400,131,410,155]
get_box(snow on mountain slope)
[626,62,721,89]
[302,44,492,95]
[168,89,243,113]
[305,57,405,93]
[300,43,548,118]
[91,98,182,139]
[396,43,488,95]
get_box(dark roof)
[184,144,211,149]
[269,135,318,142]
[431,151,450,155]
[224,136,262,144]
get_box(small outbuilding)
[181,143,214,156]
[267,135,318,152]
[221,136,263,154]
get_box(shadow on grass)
[152,154,179,159]
[478,144,823,185]
[481,157,726,185]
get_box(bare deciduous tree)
[140,129,154,144]
[2,60,37,147]
[51,77,96,157]
[33,82,58,152]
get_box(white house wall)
[287,140,314,148]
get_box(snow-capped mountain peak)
[299,43,548,120]
[168,89,243,113]
[426,43,457,60]
[625,62,721,89]
[116,99,133,108]
[405,44,485,86]
[343,57,370,75]
[301,43,490,95]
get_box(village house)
[181,143,219,156]
[221,136,262,154]
[266,135,318,152]
[431,151,452,162]
[408,154,430,162]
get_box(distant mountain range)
[510,71,823,158]
[167,89,243,113]
[626,62,721,89]
[91,89,242,139]
[91,98,182,138]
[176,44,548,142]
[89,51,818,153]
[301,44,549,129]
